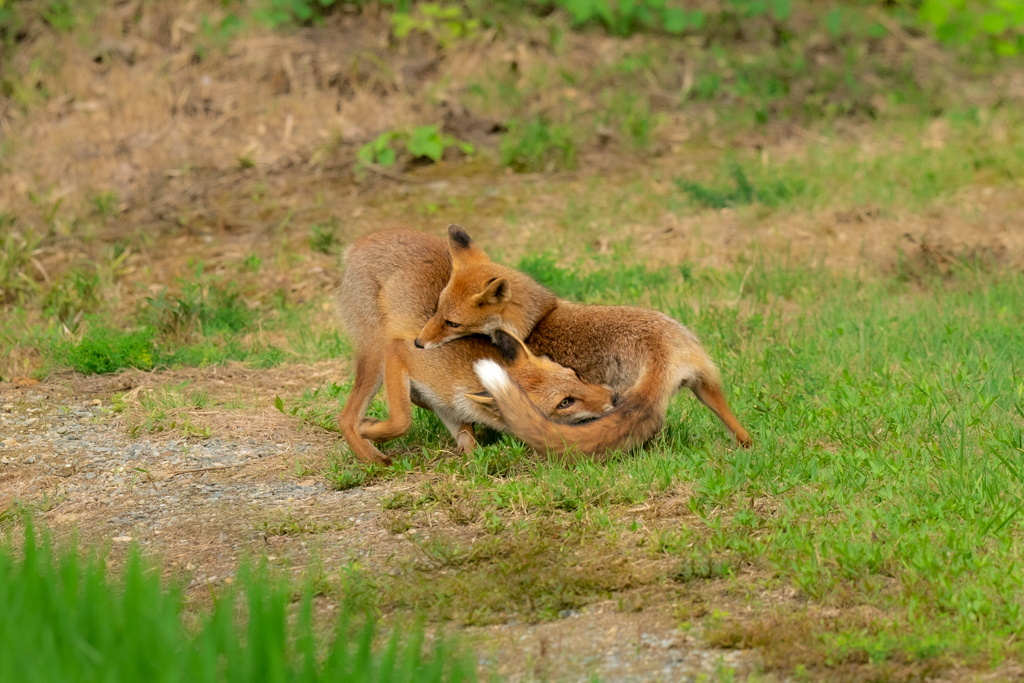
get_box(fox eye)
[557,397,575,409]
[446,320,461,329]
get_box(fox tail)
[473,359,663,460]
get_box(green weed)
[87,190,119,219]
[500,116,576,172]
[61,325,155,374]
[0,224,42,305]
[139,278,253,342]
[390,3,480,48]
[309,216,341,254]
[356,125,473,174]
[676,163,804,209]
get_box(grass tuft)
[675,163,805,209]
[500,116,577,173]
[0,523,476,683]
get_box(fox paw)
[455,430,477,455]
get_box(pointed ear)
[492,328,529,364]
[472,277,511,307]
[464,392,495,406]
[448,224,490,269]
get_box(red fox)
[335,229,614,465]
[413,225,752,458]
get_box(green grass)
[675,162,805,209]
[318,255,1024,676]
[500,116,577,173]
[0,261,349,379]
[0,523,476,683]
[713,112,1024,212]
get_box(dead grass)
[704,610,964,682]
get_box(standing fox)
[335,229,614,465]
[413,225,752,458]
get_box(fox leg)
[337,349,391,465]
[438,414,477,455]
[358,340,415,443]
[691,379,752,448]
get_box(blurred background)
[1,0,1022,378]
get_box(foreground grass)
[1,524,474,683]
[286,257,1024,678]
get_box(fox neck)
[501,276,558,338]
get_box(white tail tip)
[474,359,511,393]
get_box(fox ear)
[464,391,495,406]
[448,224,490,269]
[473,277,510,307]
[491,328,528,364]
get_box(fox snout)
[413,337,442,350]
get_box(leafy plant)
[391,2,480,47]
[918,0,1024,55]
[357,131,400,168]
[407,125,473,162]
[356,125,473,173]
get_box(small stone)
[112,536,132,543]
[2,405,13,412]
[56,426,68,434]
[85,473,96,480]
[186,562,195,570]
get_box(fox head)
[465,329,614,424]
[415,225,525,349]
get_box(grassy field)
[286,258,1024,668]
[3,0,1024,680]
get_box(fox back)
[337,229,452,348]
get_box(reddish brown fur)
[419,226,752,456]
[335,229,613,465]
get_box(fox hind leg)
[691,379,752,448]
[338,349,391,465]
[358,340,415,443]
[437,414,477,455]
